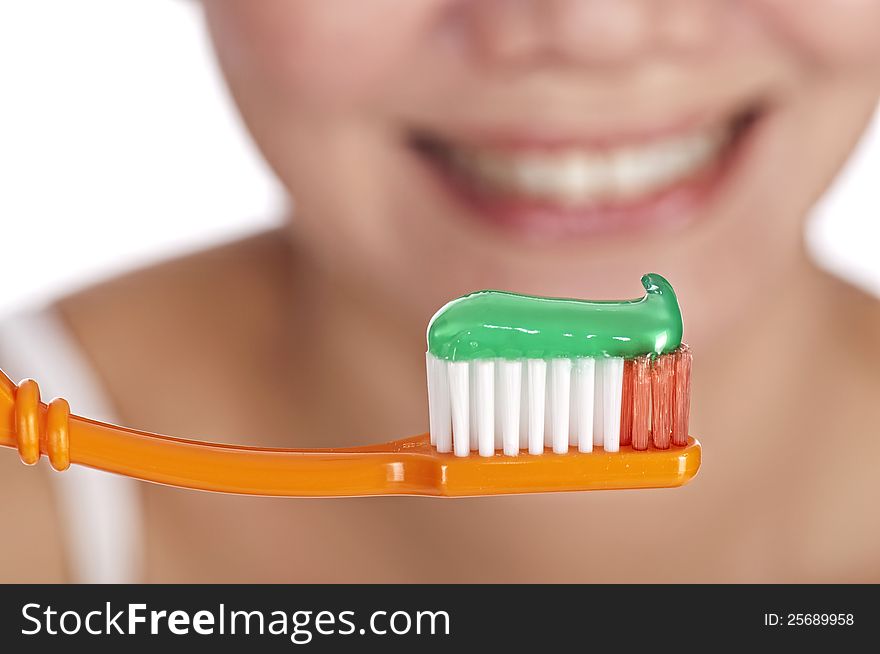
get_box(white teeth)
[449,127,728,205]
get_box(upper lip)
[410,101,761,153]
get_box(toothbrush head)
[425,273,699,483]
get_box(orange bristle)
[672,345,692,447]
[631,355,651,450]
[651,353,675,449]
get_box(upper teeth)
[448,127,729,205]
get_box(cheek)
[753,0,880,64]
[205,0,449,108]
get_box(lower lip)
[413,118,761,241]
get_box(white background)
[1,0,878,315]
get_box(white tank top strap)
[0,306,143,583]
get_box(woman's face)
[203,0,880,345]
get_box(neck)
[283,242,429,447]
[692,251,854,446]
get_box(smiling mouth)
[410,106,762,239]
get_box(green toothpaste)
[427,273,682,362]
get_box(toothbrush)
[0,273,699,497]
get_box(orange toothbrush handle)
[0,369,439,496]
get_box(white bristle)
[426,353,436,447]
[426,353,625,458]
[448,361,470,457]
[543,370,552,449]
[603,357,624,452]
[527,359,547,455]
[499,360,522,456]
[493,362,503,450]
[592,358,605,447]
[576,357,595,453]
[569,364,579,448]
[468,362,478,452]
[475,359,495,457]
[550,359,572,454]
[426,353,452,453]
[518,364,529,450]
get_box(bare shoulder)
[55,229,293,433]
[0,458,67,581]
[820,271,880,381]
[59,228,292,332]
[798,271,880,579]
[809,271,880,441]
